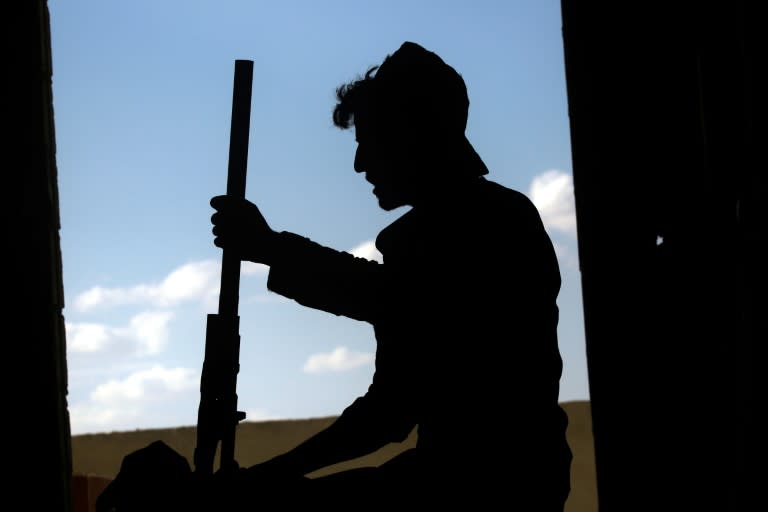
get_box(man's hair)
[331,42,469,135]
[332,65,379,130]
[331,42,489,176]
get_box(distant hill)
[71,400,596,512]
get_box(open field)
[72,400,596,511]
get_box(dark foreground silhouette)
[97,41,572,511]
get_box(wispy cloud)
[125,311,175,355]
[90,366,197,403]
[65,257,287,434]
[241,407,284,423]
[303,346,374,374]
[67,311,174,356]
[73,260,221,312]
[68,401,140,435]
[69,365,198,434]
[349,240,383,263]
[529,169,577,237]
[242,261,269,276]
[67,322,111,353]
[552,241,579,270]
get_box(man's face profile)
[353,110,420,211]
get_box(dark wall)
[561,1,760,510]
[4,1,72,511]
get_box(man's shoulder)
[477,178,539,214]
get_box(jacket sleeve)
[253,374,416,476]
[252,232,417,473]
[272,351,417,475]
[314,329,420,453]
[266,231,385,323]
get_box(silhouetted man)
[98,41,572,512]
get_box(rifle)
[194,59,254,476]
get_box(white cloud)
[68,401,140,435]
[157,261,220,305]
[552,241,579,270]
[242,261,269,276]
[90,366,197,404]
[529,169,577,237]
[123,311,174,355]
[73,260,221,312]
[242,407,283,423]
[69,365,199,434]
[242,293,290,305]
[66,310,174,356]
[349,240,383,263]
[67,322,110,353]
[303,346,374,374]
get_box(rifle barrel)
[194,59,254,476]
[219,59,254,317]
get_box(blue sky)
[50,0,589,435]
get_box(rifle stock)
[194,59,254,476]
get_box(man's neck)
[412,172,484,208]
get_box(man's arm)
[239,230,417,476]
[266,231,386,323]
[245,372,417,478]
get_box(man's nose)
[354,145,366,173]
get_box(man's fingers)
[210,195,227,208]
[211,195,244,211]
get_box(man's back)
[372,176,570,496]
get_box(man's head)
[333,42,488,210]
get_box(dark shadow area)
[5,2,72,512]
[70,401,598,511]
[561,1,760,510]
